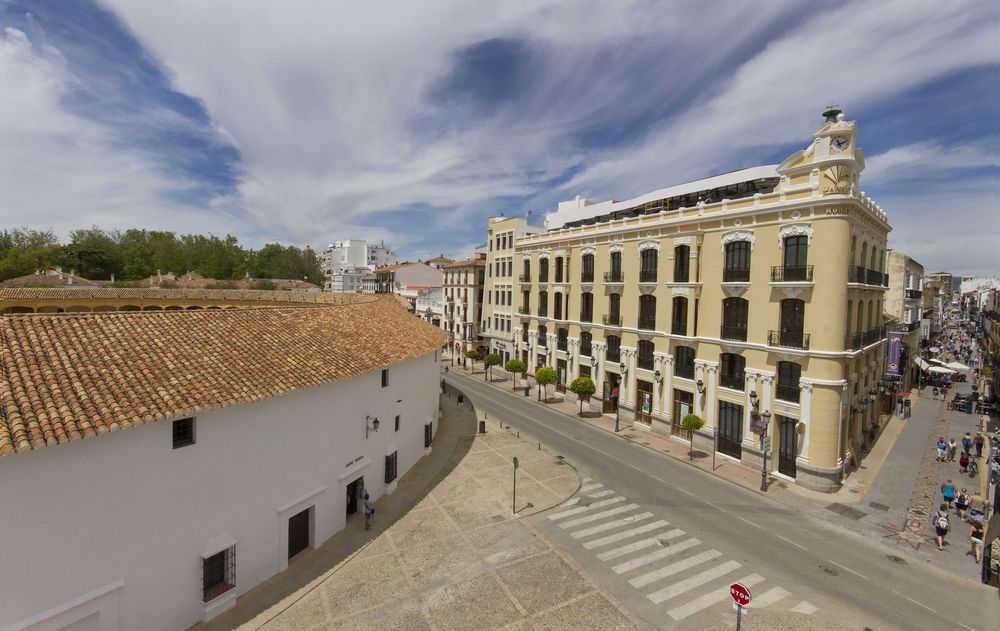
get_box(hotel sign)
[885,331,903,376]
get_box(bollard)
[517,431,519,438]
[538,442,541,450]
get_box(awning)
[928,366,957,374]
[946,361,970,371]
[914,357,930,371]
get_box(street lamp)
[654,370,662,384]
[616,361,628,433]
[759,410,772,492]
[365,415,380,439]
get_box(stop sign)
[730,582,751,607]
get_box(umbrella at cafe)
[945,361,969,371]
[928,366,957,374]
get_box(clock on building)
[831,136,850,152]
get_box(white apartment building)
[442,255,486,359]
[320,240,398,289]
[330,268,365,293]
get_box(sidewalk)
[192,384,645,631]
[448,357,992,581]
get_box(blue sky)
[1,0,997,275]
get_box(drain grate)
[819,565,840,576]
[825,502,868,520]
[886,554,907,565]
[869,502,890,511]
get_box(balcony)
[849,265,888,287]
[722,268,750,283]
[770,265,813,282]
[849,265,866,284]
[580,311,593,323]
[638,316,657,331]
[845,326,886,350]
[776,384,801,403]
[639,270,658,283]
[518,274,531,283]
[538,274,549,284]
[768,330,809,350]
[581,272,595,283]
[866,269,882,286]
[720,324,748,341]
[603,314,622,327]
[895,321,917,333]
[537,308,548,318]
[517,306,530,315]
[863,325,886,346]
[905,288,922,299]
[719,372,744,390]
[604,271,624,284]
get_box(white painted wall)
[0,352,441,631]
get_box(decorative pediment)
[638,240,661,253]
[720,230,755,252]
[778,223,814,246]
[673,236,692,246]
[579,246,596,257]
[822,165,852,194]
[522,253,532,261]
[608,244,624,254]
[671,286,690,296]
[538,250,550,260]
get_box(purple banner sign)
[885,331,903,376]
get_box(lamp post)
[365,415,380,439]
[759,410,772,492]
[616,360,628,432]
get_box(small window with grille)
[202,545,235,602]
[395,415,401,432]
[385,451,398,484]
[173,418,195,449]
[381,369,389,388]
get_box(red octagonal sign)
[730,582,751,607]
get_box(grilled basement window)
[381,369,389,388]
[172,417,195,449]
[424,422,433,448]
[202,545,235,602]
[385,451,398,484]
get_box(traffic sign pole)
[736,604,742,631]
[512,457,519,514]
[729,581,751,630]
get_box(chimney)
[111,273,115,283]
[69,270,74,285]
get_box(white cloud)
[863,139,1000,184]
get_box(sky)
[0,0,997,275]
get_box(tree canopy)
[0,226,323,285]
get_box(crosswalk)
[545,478,817,622]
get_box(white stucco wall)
[0,351,441,631]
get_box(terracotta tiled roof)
[442,258,486,269]
[0,287,344,304]
[0,271,100,288]
[0,295,446,458]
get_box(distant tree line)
[0,227,323,286]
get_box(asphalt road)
[446,370,999,631]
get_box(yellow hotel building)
[486,109,890,492]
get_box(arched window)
[557,327,568,351]
[580,292,594,322]
[555,257,564,283]
[638,295,657,330]
[538,291,548,317]
[539,258,549,282]
[537,324,548,345]
[719,353,745,390]
[640,249,658,282]
[606,293,621,326]
[674,346,695,379]
[776,361,801,403]
[521,259,530,281]
[672,296,688,335]
[721,297,749,341]
[580,331,593,357]
[777,299,806,348]
[674,245,690,282]
[581,253,595,283]
[723,241,751,282]
[608,251,623,282]
[637,340,654,370]
[606,335,621,362]
[554,292,563,320]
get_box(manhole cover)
[819,565,840,576]
[869,502,890,511]
[886,555,907,565]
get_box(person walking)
[363,491,374,531]
[974,432,985,458]
[959,450,970,474]
[936,437,947,462]
[970,520,985,562]
[933,504,950,550]
[941,479,957,510]
[962,432,973,454]
[955,488,970,519]
[947,438,958,462]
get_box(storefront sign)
[641,392,652,415]
[885,331,903,376]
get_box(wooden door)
[288,508,311,560]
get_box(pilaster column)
[628,348,638,406]
[743,370,759,448]
[528,331,538,369]
[594,342,606,394]
[797,381,814,462]
[705,364,718,428]
[760,373,775,455]
[694,361,706,414]
[662,355,674,421]
[546,333,557,366]
[652,352,668,415]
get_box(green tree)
[505,359,526,389]
[465,349,481,373]
[570,377,596,415]
[483,353,502,381]
[67,227,123,280]
[680,413,705,460]
[535,366,557,402]
[250,279,276,290]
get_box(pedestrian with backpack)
[962,432,973,454]
[933,504,950,550]
[974,432,985,458]
[936,437,947,462]
[955,488,970,519]
[363,492,374,531]
[941,479,956,509]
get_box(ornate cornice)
[720,230,756,252]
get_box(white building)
[319,241,398,289]
[329,268,365,293]
[366,242,396,269]
[0,294,445,631]
[415,287,445,328]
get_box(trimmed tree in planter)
[505,359,526,389]
[570,376,596,416]
[535,366,557,402]
[680,413,705,460]
[483,353,502,381]
[465,349,481,372]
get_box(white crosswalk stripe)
[595,529,685,560]
[548,496,626,521]
[790,601,817,614]
[570,512,655,539]
[611,538,700,573]
[630,550,723,588]
[560,503,640,529]
[748,586,790,609]
[582,520,671,549]
[578,483,603,493]
[665,573,765,619]
[586,489,616,499]
[645,559,742,603]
